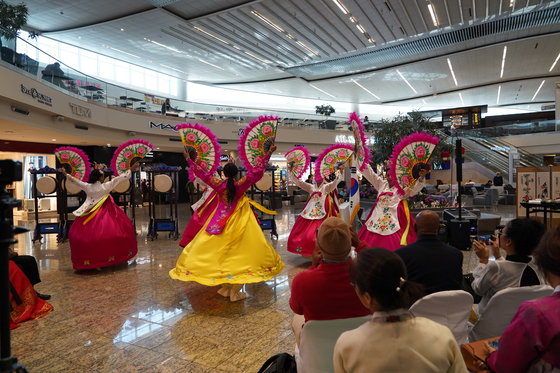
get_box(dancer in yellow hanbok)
[169,143,284,301]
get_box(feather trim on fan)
[285,146,310,180]
[176,123,221,182]
[349,112,371,172]
[389,131,439,195]
[314,144,354,183]
[237,115,278,170]
[110,139,153,176]
[54,146,91,181]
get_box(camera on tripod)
[0,160,23,185]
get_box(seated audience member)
[470,218,546,317]
[485,226,560,373]
[9,261,53,329]
[395,211,463,295]
[10,248,50,300]
[334,248,467,373]
[484,180,493,188]
[290,217,371,342]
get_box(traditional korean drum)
[36,176,57,194]
[154,174,173,193]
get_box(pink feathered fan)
[238,115,278,170]
[111,139,153,176]
[176,123,221,182]
[54,146,91,181]
[315,144,353,183]
[349,112,371,172]
[285,146,310,180]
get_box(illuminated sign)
[335,135,374,146]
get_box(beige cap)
[317,217,352,261]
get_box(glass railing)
[0,29,357,131]
[464,120,560,138]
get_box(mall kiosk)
[145,165,180,240]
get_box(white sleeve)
[360,164,385,191]
[66,174,89,191]
[289,170,313,193]
[101,170,131,192]
[404,177,426,198]
[324,169,344,193]
[471,260,500,296]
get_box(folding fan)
[238,115,278,170]
[285,146,310,180]
[315,144,354,183]
[389,132,439,195]
[176,123,221,181]
[54,146,91,181]
[349,112,371,172]
[110,139,153,176]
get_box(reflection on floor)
[9,202,518,372]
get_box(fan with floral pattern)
[110,139,153,176]
[285,146,310,180]
[176,123,221,181]
[349,112,371,172]
[315,144,354,183]
[389,132,439,195]
[238,115,277,170]
[54,146,91,181]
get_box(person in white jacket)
[287,164,344,257]
[62,162,139,270]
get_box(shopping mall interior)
[1,0,560,372]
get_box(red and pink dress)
[66,171,137,270]
[179,177,218,247]
[287,169,344,256]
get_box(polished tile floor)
[9,201,517,372]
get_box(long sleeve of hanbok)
[404,177,426,198]
[288,170,313,194]
[188,160,222,190]
[237,154,271,192]
[360,164,386,192]
[324,170,344,194]
[66,174,90,192]
[99,170,132,194]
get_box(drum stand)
[242,167,279,240]
[30,169,65,244]
[146,168,180,241]
[106,171,138,233]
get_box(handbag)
[460,336,500,372]
[257,353,297,373]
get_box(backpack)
[257,353,297,373]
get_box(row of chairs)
[298,284,553,373]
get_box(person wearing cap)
[395,210,463,295]
[289,217,372,346]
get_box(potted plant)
[315,104,335,118]
[0,1,38,63]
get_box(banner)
[349,156,360,223]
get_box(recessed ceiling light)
[52,139,56,141]
[427,4,438,26]
[459,93,464,106]
[531,80,545,101]
[500,46,507,78]
[160,64,188,75]
[107,143,111,147]
[144,38,182,53]
[251,10,285,32]
[309,84,336,99]
[156,147,160,150]
[422,99,427,104]
[356,25,366,34]
[332,0,349,14]
[193,26,229,45]
[497,86,501,105]
[351,78,380,99]
[447,59,458,86]
[549,52,560,71]
[396,70,417,94]
[121,28,124,31]
[295,41,320,56]
[198,59,225,71]
[102,44,140,59]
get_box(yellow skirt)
[169,197,285,286]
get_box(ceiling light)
[193,26,229,44]
[120,28,124,31]
[160,64,188,75]
[351,78,380,99]
[332,0,348,14]
[531,80,545,101]
[251,10,284,32]
[549,52,560,71]
[427,4,438,26]
[144,38,182,53]
[349,17,356,23]
[107,143,111,147]
[500,46,507,78]
[286,34,295,40]
[356,25,366,34]
[296,41,320,56]
[245,51,268,64]
[368,38,375,43]
[459,93,464,106]
[396,70,417,94]
[497,86,501,105]
[422,99,427,104]
[309,84,336,98]
[509,0,514,6]
[233,45,242,50]
[102,45,141,59]
[156,147,160,150]
[273,89,283,93]
[52,139,56,141]
[447,58,458,86]
[198,59,225,71]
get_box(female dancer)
[287,164,345,257]
[62,162,139,270]
[357,160,426,251]
[179,176,218,247]
[169,143,284,301]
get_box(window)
[145,70,157,91]
[80,50,98,76]
[60,43,79,70]
[158,73,169,95]
[98,55,114,80]
[131,65,144,88]
[115,60,130,84]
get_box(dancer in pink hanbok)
[179,176,218,247]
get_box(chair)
[409,290,473,345]
[473,189,494,209]
[468,285,554,342]
[298,316,371,373]
[471,187,478,198]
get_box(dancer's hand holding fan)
[389,132,439,195]
[285,146,310,180]
[177,123,221,181]
[55,146,91,181]
[238,115,278,170]
[110,139,153,176]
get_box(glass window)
[37,37,59,62]
[60,44,79,70]
[130,65,144,88]
[145,70,157,91]
[115,60,130,84]
[158,73,169,95]
[80,50,98,76]
[170,78,177,97]
[98,55,114,80]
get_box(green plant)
[369,111,454,167]
[0,1,37,40]
[315,104,335,118]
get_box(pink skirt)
[179,192,218,247]
[288,216,328,256]
[69,195,138,270]
[358,202,417,252]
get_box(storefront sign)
[149,121,178,131]
[220,155,230,162]
[335,135,374,146]
[145,94,166,105]
[70,103,92,118]
[21,84,52,106]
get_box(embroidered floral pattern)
[302,193,326,219]
[368,195,397,232]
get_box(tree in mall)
[0,1,38,40]
[369,111,454,167]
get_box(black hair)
[535,226,560,279]
[88,169,103,184]
[505,218,546,256]
[351,248,424,311]
[223,163,238,205]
